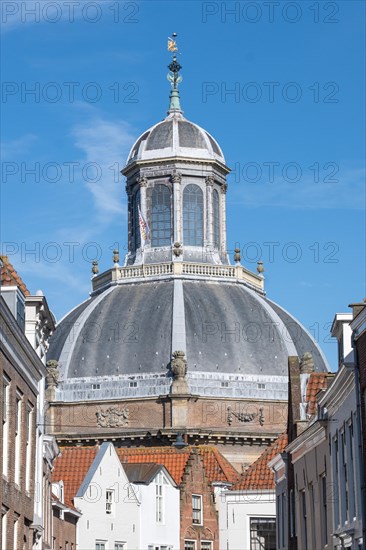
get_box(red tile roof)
[0,255,30,296]
[117,447,190,485]
[231,434,288,491]
[53,444,239,506]
[305,372,330,416]
[53,447,98,508]
[117,446,239,485]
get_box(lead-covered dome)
[126,112,225,165]
[48,279,328,402]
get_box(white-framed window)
[184,541,196,550]
[201,542,213,550]
[13,514,19,549]
[2,506,8,550]
[25,402,34,491]
[301,491,308,550]
[106,489,114,515]
[321,474,328,547]
[115,543,125,550]
[250,517,276,550]
[2,375,10,477]
[14,390,23,485]
[95,542,106,550]
[192,494,202,525]
[156,472,164,523]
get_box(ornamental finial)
[167,33,183,114]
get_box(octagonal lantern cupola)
[122,36,231,266]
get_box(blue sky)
[1,0,365,369]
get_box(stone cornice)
[286,421,327,463]
[351,306,366,339]
[318,364,355,414]
[122,156,231,177]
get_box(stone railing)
[92,262,264,294]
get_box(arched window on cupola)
[151,184,172,247]
[213,189,220,249]
[131,188,141,252]
[183,184,204,247]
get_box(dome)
[126,113,225,165]
[48,278,328,402]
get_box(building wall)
[0,298,44,550]
[218,490,276,550]
[138,474,180,549]
[48,396,287,471]
[324,367,363,548]
[73,444,140,550]
[52,508,77,550]
[291,432,332,550]
[180,449,218,550]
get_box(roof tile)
[231,434,288,491]
[0,255,30,296]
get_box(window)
[289,488,296,538]
[2,507,8,550]
[151,184,171,247]
[184,541,196,550]
[131,189,141,251]
[2,376,10,476]
[106,490,114,515]
[201,542,213,550]
[25,403,34,491]
[115,543,125,550]
[156,472,164,523]
[250,517,276,550]
[321,475,328,546]
[341,431,349,522]
[14,391,23,485]
[212,189,220,248]
[309,484,316,550]
[333,436,340,527]
[301,491,308,550]
[192,494,202,524]
[347,420,356,519]
[95,542,106,550]
[183,184,204,246]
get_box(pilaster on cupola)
[172,172,182,245]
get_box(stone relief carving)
[205,175,215,186]
[227,406,264,426]
[96,406,129,428]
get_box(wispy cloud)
[229,167,365,210]
[1,134,38,159]
[72,115,135,219]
